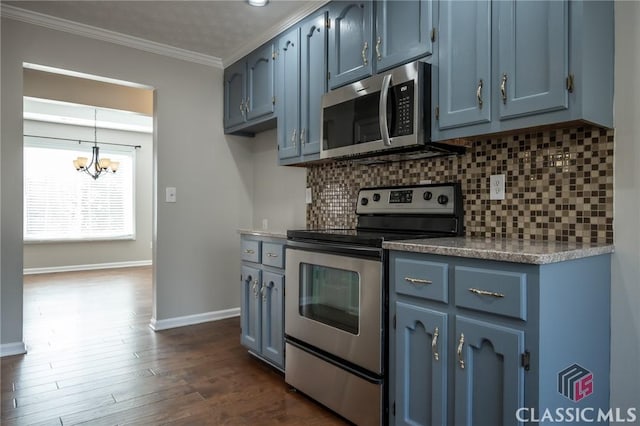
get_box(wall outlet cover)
[490,174,506,200]
[165,187,177,203]
[305,187,312,204]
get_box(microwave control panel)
[392,81,414,137]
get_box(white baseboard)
[24,260,152,275]
[0,341,27,357]
[149,307,240,331]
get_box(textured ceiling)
[5,0,314,62]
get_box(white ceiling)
[4,0,323,65]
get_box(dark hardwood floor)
[0,267,348,425]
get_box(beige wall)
[250,128,307,232]
[22,120,153,270]
[1,17,255,348]
[24,68,153,115]
[612,0,640,412]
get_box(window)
[24,137,135,242]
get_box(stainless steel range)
[285,183,464,425]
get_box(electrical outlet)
[165,187,177,203]
[305,187,312,204]
[490,174,505,200]
[262,219,269,230]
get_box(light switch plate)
[490,175,505,200]
[165,187,177,203]
[305,187,312,204]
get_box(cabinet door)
[223,61,246,128]
[454,316,525,426]
[276,28,301,160]
[328,1,373,89]
[240,265,261,353]
[261,271,284,367]
[374,0,433,72]
[497,0,568,120]
[246,43,275,121]
[438,0,491,129]
[300,11,328,156]
[395,301,447,426]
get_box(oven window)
[299,263,360,335]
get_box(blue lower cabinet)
[260,271,284,367]
[454,316,524,426]
[389,251,611,426]
[240,265,261,353]
[395,301,447,426]
[240,236,286,370]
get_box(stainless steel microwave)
[320,60,464,160]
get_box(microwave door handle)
[379,74,392,146]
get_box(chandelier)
[72,109,119,179]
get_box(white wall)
[250,128,307,232]
[611,1,640,412]
[22,120,153,270]
[1,17,255,349]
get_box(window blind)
[24,138,135,242]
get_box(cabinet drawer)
[394,257,449,303]
[262,242,284,268]
[241,239,261,263]
[454,267,527,320]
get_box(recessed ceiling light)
[248,0,269,6]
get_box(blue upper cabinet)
[328,1,373,89]
[437,0,491,130]
[223,42,276,135]
[374,0,434,73]
[276,27,301,161]
[246,43,276,121]
[223,60,246,129]
[300,11,328,157]
[277,8,328,164]
[496,0,568,120]
[433,0,613,141]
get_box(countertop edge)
[382,240,615,265]
[237,229,287,239]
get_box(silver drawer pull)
[244,249,255,254]
[404,277,433,285]
[469,288,505,298]
[457,333,465,369]
[266,252,279,258]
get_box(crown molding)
[1,4,224,69]
[222,0,330,67]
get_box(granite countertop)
[382,237,614,265]
[237,229,287,239]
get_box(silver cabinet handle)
[266,252,278,258]
[500,73,508,104]
[469,288,505,298]
[244,249,255,254]
[362,41,369,65]
[252,279,259,298]
[432,327,440,361]
[457,333,465,369]
[375,36,382,61]
[477,79,484,109]
[300,128,306,145]
[239,101,244,113]
[404,277,432,285]
[260,282,266,301]
[245,97,250,113]
[291,128,297,146]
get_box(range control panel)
[356,183,458,215]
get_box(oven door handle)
[379,73,392,147]
[286,239,382,260]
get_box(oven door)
[285,247,382,374]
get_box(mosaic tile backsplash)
[306,126,614,244]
